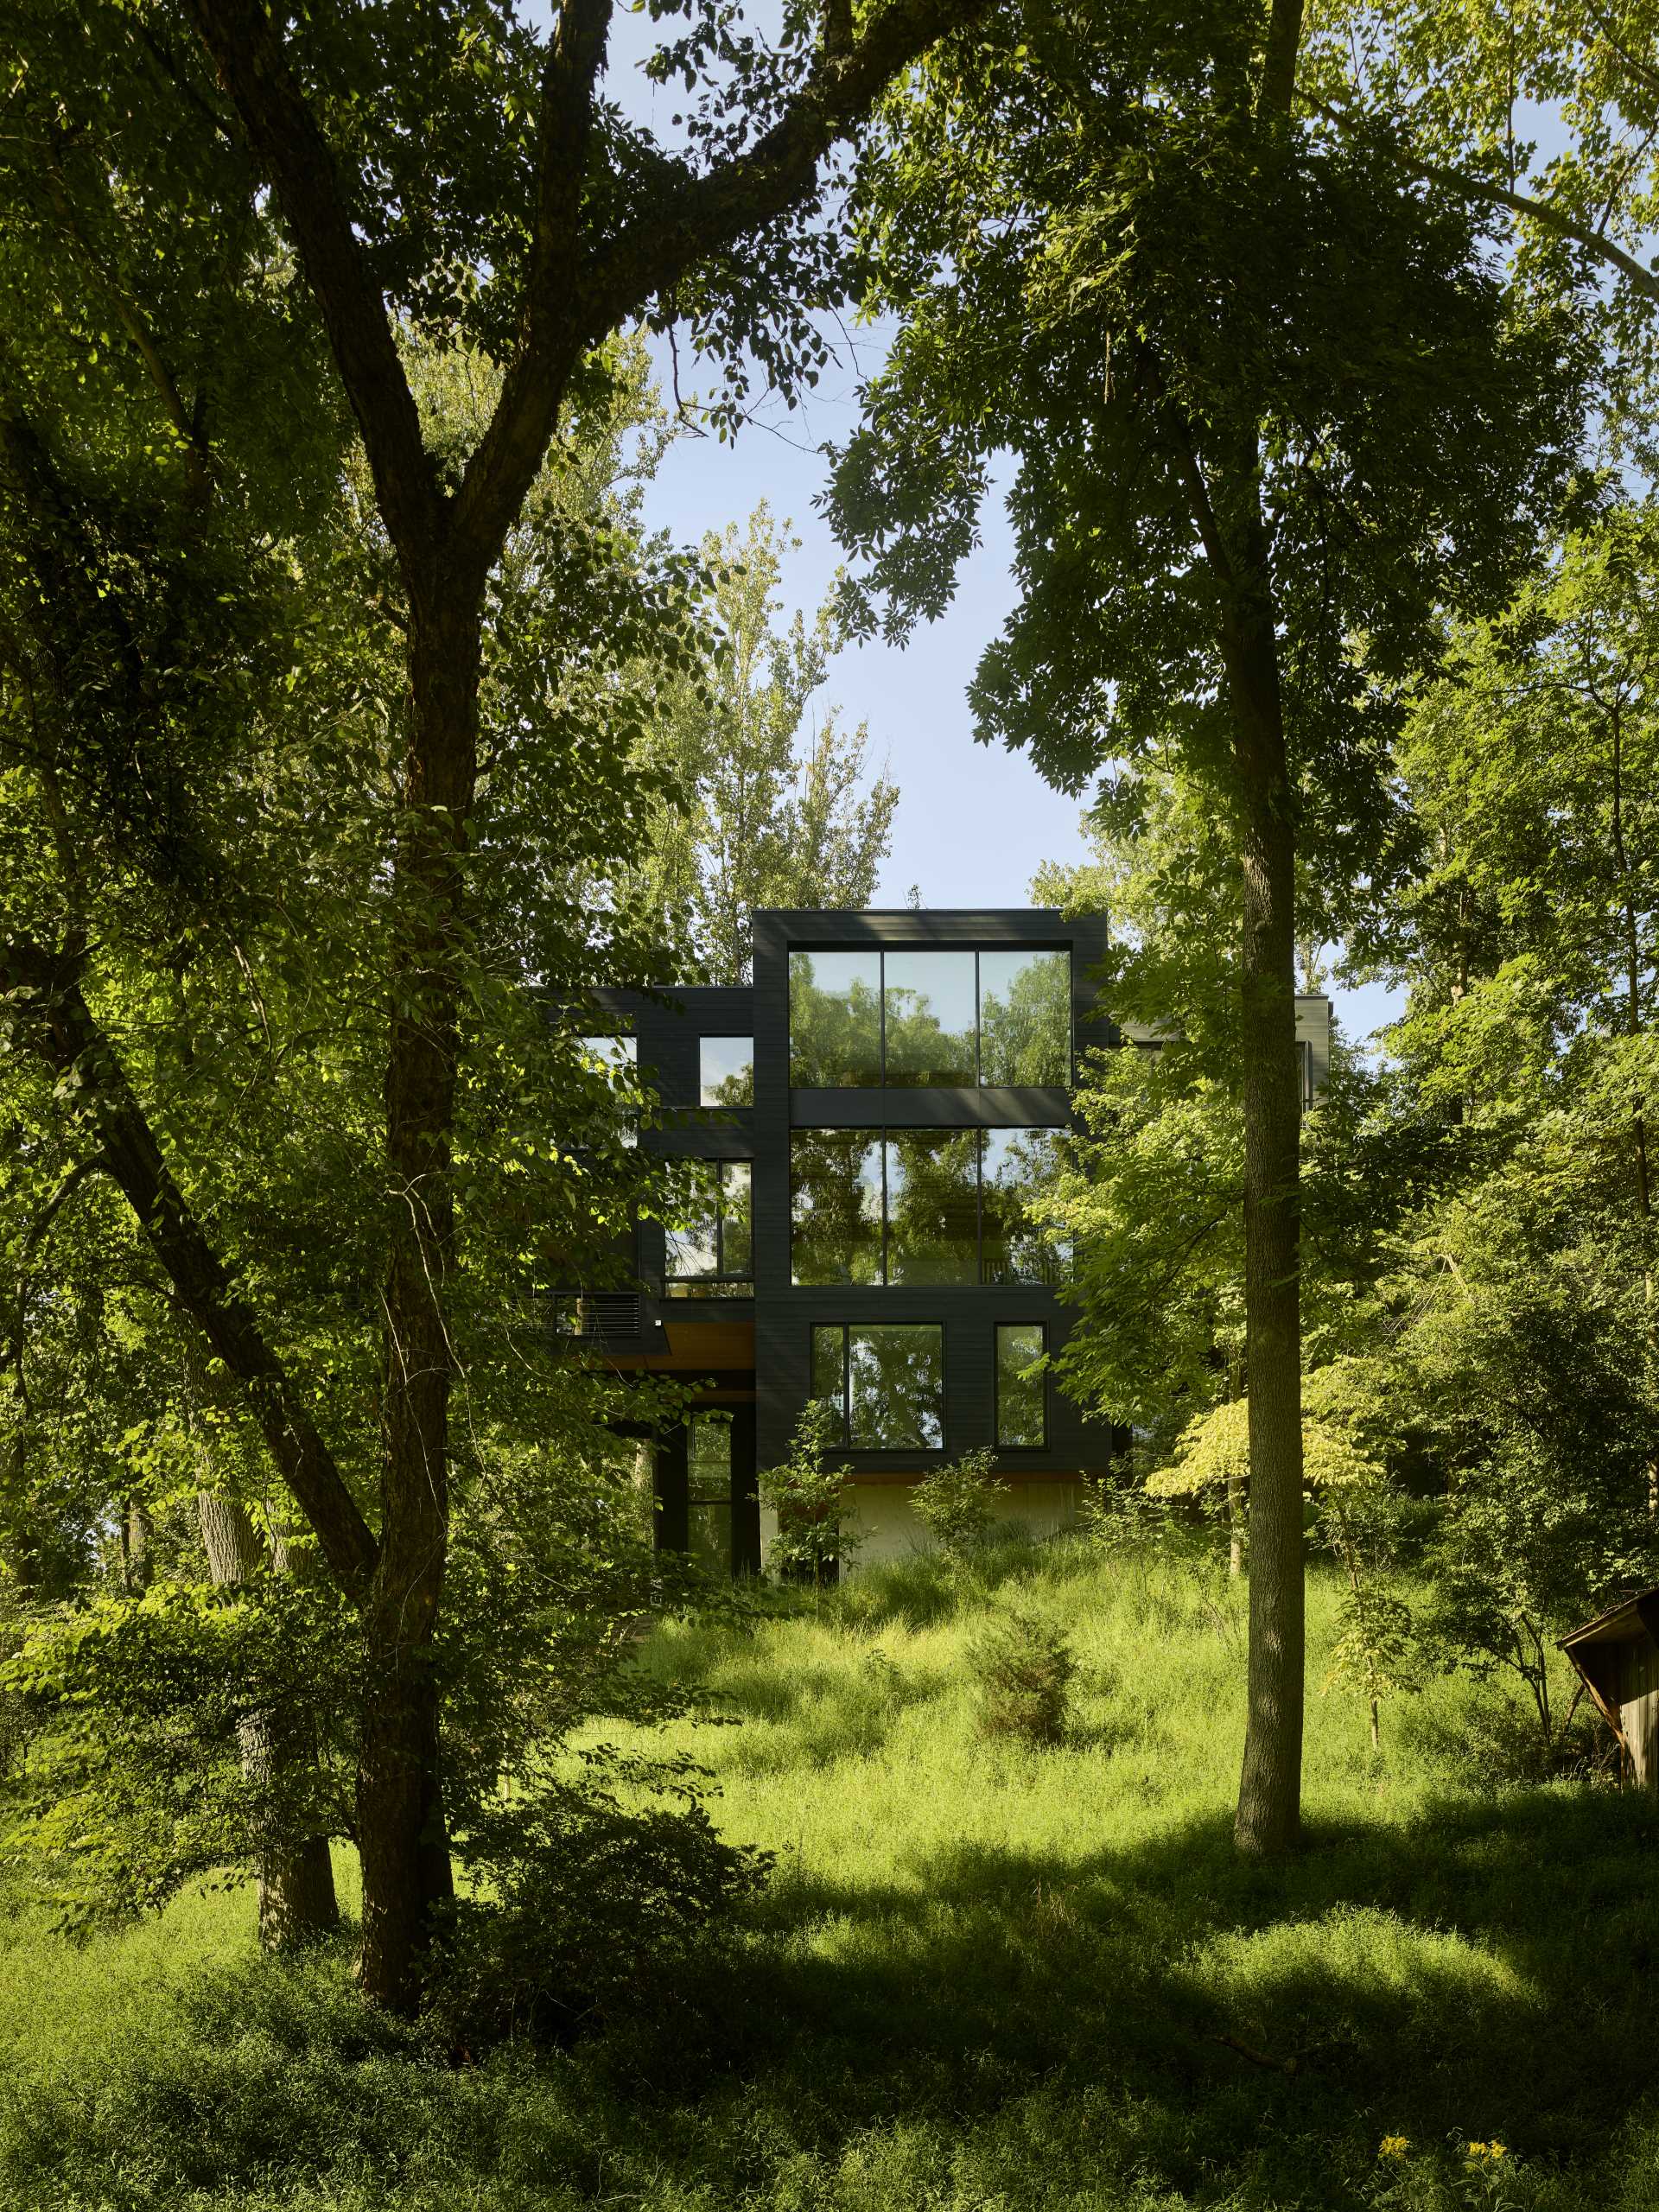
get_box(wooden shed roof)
[1560,1587,1659,1650]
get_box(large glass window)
[981,1128,1065,1285]
[790,1128,1065,1285]
[789,948,1071,1089]
[978,950,1071,1086]
[814,1324,944,1450]
[699,1036,754,1106]
[885,1128,979,1284]
[882,951,977,1086]
[790,1131,883,1285]
[665,1160,753,1296]
[687,1414,732,1571]
[995,1324,1047,1447]
[580,1034,639,1144]
[789,951,882,1086]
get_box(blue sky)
[600,10,1408,1046]
[627,346,1407,1049]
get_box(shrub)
[433,1764,772,2045]
[759,1400,863,1588]
[968,1606,1075,1745]
[911,1447,1000,1564]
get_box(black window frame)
[789,948,1073,1090]
[697,1035,756,1107]
[789,1127,1059,1287]
[810,1320,947,1454]
[664,1158,753,1296]
[686,1412,734,1573]
[995,1321,1048,1450]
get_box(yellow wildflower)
[1378,2136,1410,2159]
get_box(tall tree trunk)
[1611,701,1651,1217]
[1225,1357,1246,1579]
[1185,432,1305,1854]
[1609,699,1659,1513]
[122,1497,153,1592]
[1165,409,1306,1853]
[197,1489,340,1946]
[353,589,476,2009]
[1231,712,1306,1853]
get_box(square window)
[813,1324,944,1450]
[849,1325,944,1449]
[981,1128,1065,1285]
[885,1128,978,1284]
[883,951,977,1086]
[580,1034,639,1146]
[977,950,1071,1086]
[580,1034,638,1071]
[664,1160,721,1282]
[791,1131,883,1284]
[666,1160,753,1295]
[995,1324,1046,1448]
[790,950,881,1085]
[699,1036,754,1106]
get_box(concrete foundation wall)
[758,1478,1083,1573]
[849,1480,1083,1567]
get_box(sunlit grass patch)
[1,1535,1655,2209]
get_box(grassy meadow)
[3,1534,1658,2211]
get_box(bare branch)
[579,0,988,346]
[454,0,990,572]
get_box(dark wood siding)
[591,915,1117,1496]
[751,910,1114,1475]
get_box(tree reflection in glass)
[687,1414,733,1571]
[848,1325,944,1448]
[885,1129,978,1283]
[978,950,1071,1086]
[789,951,881,1085]
[664,1160,721,1281]
[981,1128,1066,1284]
[882,950,976,1085]
[790,1131,883,1283]
[721,1160,752,1277]
[665,1160,753,1294]
[995,1324,1046,1446]
[698,1036,754,1105]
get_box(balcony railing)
[547,1292,645,1344]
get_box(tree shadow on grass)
[616,1783,1659,2206]
[9,1787,1658,2212]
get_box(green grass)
[3,1535,1658,2211]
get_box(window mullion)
[880,1130,889,1287]
[976,1128,984,1286]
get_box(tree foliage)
[637,502,898,983]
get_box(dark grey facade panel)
[754,1292,1113,1474]
[789,1085,1071,1128]
[594,913,1119,1533]
[748,910,1114,1478]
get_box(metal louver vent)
[550,1293,643,1343]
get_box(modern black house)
[575,908,1332,1576]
